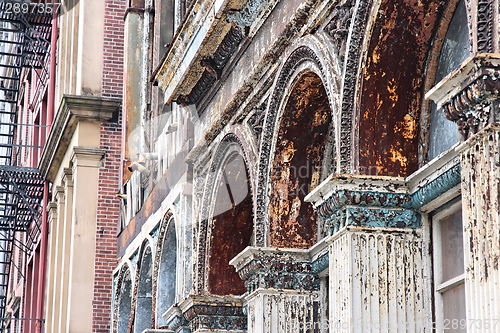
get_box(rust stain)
[358,0,445,177]
[208,154,253,295]
[269,72,332,249]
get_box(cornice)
[426,53,500,138]
[38,95,120,183]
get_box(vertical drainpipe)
[35,9,58,333]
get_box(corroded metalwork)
[183,26,244,109]
[256,46,329,247]
[357,0,445,177]
[268,72,332,248]
[196,134,253,295]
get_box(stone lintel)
[39,95,120,183]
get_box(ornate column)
[230,247,328,332]
[305,169,463,331]
[427,54,500,329]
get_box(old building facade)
[0,0,125,332]
[113,0,499,332]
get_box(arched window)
[428,0,470,160]
[117,270,132,333]
[156,218,177,328]
[269,71,332,248]
[135,247,153,333]
[208,151,253,295]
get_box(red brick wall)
[93,0,126,332]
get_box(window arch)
[135,245,153,333]
[268,71,333,248]
[116,269,133,333]
[207,143,253,295]
[156,216,177,328]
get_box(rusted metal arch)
[254,44,335,247]
[194,133,253,295]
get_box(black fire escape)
[0,1,52,325]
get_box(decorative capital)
[426,53,500,139]
[230,247,320,294]
[177,295,246,332]
[70,147,106,169]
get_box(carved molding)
[442,70,500,137]
[231,247,330,294]
[339,0,373,173]
[477,0,494,53]
[324,0,356,69]
[39,95,120,182]
[426,54,500,140]
[309,163,460,234]
[177,295,246,332]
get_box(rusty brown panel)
[129,0,145,9]
[269,72,332,249]
[358,0,445,177]
[208,154,253,295]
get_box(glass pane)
[440,209,464,282]
[442,284,466,332]
[428,0,470,160]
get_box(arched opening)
[156,219,177,328]
[357,0,447,176]
[117,270,132,333]
[269,71,332,248]
[135,247,153,333]
[208,151,253,295]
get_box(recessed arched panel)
[269,72,332,248]
[117,270,132,333]
[156,219,177,327]
[208,152,253,295]
[358,0,447,177]
[135,247,153,333]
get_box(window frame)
[432,199,466,331]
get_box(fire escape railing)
[0,0,53,325]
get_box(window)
[428,0,470,160]
[432,200,466,332]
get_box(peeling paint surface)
[358,0,445,177]
[208,153,253,295]
[269,72,332,248]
